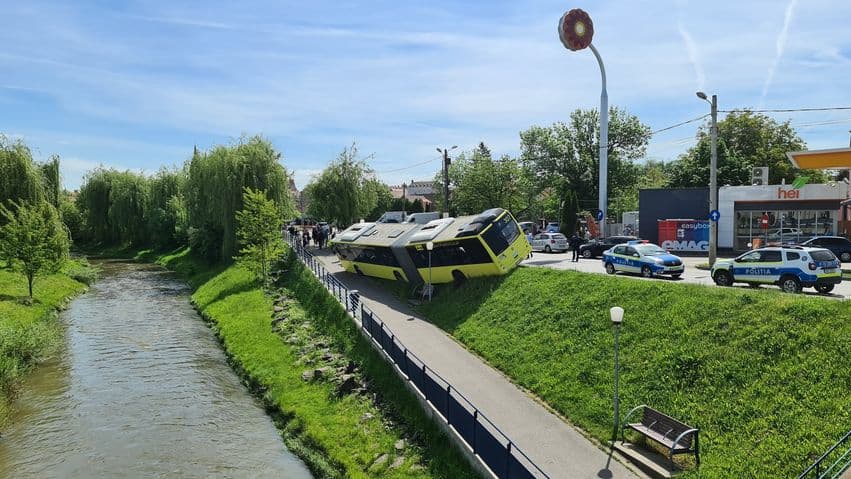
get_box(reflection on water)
[0,260,312,479]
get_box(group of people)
[287,224,333,249]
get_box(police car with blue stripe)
[711,246,842,294]
[602,240,685,278]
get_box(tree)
[304,144,384,228]
[235,188,284,282]
[520,107,650,216]
[434,142,536,216]
[560,189,579,235]
[667,110,828,187]
[0,136,45,207]
[0,200,69,298]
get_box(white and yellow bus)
[331,208,530,285]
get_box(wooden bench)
[621,405,700,469]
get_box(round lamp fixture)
[610,306,624,325]
[558,8,594,51]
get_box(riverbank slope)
[0,261,93,426]
[153,247,479,479]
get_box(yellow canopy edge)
[786,148,851,169]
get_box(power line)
[719,106,851,113]
[649,114,709,136]
[374,157,440,174]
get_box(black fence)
[286,237,549,479]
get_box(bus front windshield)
[482,214,521,255]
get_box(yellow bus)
[331,208,530,285]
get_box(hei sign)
[777,187,801,199]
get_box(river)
[0,260,313,479]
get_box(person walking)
[570,232,582,262]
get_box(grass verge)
[0,260,93,427]
[159,247,479,479]
[419,266,851,478]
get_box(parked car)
[800,236,851,262]
[766,227,804,242]
[531,233,569,253]
[711,245,841,294]
[601,241,684,278]
[578,236,638,259]
[545,222,560,233]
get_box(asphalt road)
[521,251,851,300]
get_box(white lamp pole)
[610,306,624,442]
[426,241,434,301]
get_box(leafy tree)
[185,136,293,261]
[0,200,69,298]
[365,178,394,221]
[0,136,46,207]
[434,142,536,216]
[667,110,828,187]
[235,188,284,282]
[520,107,650,214]
[560,189,579,235]
[304,144,384,228]
[59,193,84,243]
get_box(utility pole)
[697,91,718,266]
[437,146,457,216]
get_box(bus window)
[482,214,520,255]
[408,238,492,268]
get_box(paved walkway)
[309,249,641,479]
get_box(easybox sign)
[658,219,709,252]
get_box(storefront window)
[732,208,838,251]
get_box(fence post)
[446,385,452,425]
[472,410,478,454]
[505,442,512,478]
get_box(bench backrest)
[641,407,694,448]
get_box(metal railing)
[285,235,549,479]
[799,429,851,479]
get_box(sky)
[1,0,850,191]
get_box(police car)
[602,240,685,278]
[711,246,842,294]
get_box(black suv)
[578,236,639,259]
[801,236,851,262]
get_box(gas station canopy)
[786,147,851,169]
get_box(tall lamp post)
[559,9,608,238]
[610,306,624,442]
[696,91,718,266]
[437,146,458,217]
[426,241,434,301]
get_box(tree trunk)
[27,273,34,298]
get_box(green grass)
[419,267,851,478]
[160,247,478,479]
[0,261,90,426]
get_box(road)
[522,251,851,299]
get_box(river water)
[0,261,313,479]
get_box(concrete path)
[309,249,641,479]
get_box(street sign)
[595,209,604,221]
[709,210,720,222]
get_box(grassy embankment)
[153,247,479,479]
[419,267,851,478]
[0,260,95,426]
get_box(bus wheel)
[354,265,365,277]
[452,270,466,285]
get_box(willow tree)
[77,168,150,245]
[304,144,384,228]
[39,155,61,209]
[147,167,186,247]
[185,136,293,262]
[0,136,45,207]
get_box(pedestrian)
[316,228,325,249]
[525,230,534,258]
[570,232,582,262]
[302,230,309,249]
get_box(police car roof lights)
[626,239,649,245]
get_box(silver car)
[531,233,569,253]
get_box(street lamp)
[437,146,458,217]
[426,241,434,301]
[696,91,718,266]
[610,306,624,442]
[558,9,608,238]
